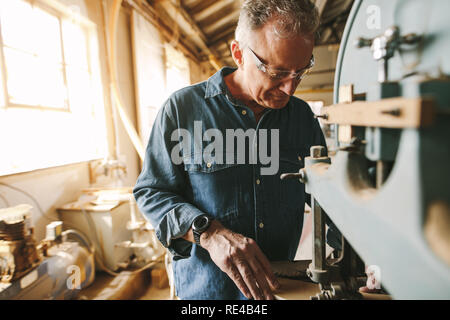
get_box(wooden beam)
[123,0,200,62]
[209,27,235,46]
[295,87,334,95]
[202,10,239,36]
[197,2,237,29]
[188,0,217,16]
[191,0,236,21]
[320,97,435,128]
[315,0,328,19]
[155,0,224,70]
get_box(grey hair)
[235,0,320,48]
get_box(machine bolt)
[310,146,325,159]
[354,37,373,48]
[381,108,401,117]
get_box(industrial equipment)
[57,188,165,273]
[283,0,450,299]
[0,205,95,299]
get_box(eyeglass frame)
[246,46,315,81]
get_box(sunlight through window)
[0,0,107,175]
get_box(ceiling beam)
[124,0,200,62]
[188,0,217,16]
[208,27,235,46]
[203,10,240,36]
[192,0,236,22]
[197,2,237,29]
[152,0,225,70]
[315,0,328,19]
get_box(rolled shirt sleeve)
[133,100,205,260]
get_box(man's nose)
[278,77,299,96]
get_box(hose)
[62,229,95,254]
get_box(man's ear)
[230,40,244,67]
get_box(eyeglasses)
[247,47,315,81]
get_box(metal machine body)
[285,0,450,299]
[0,205,95,300]
[57,188,165,273]
[0,205,41,283]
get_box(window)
[0,0,94,111]
[130,10,191,147]
[307,100,326,129]
[164,43,190,100]
[0,0,107,176]
[306,100,324,116]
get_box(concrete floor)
[139,282,171,300]
[78,264,172,300]
[78,269,389,300]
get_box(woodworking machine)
[283,0,450,299]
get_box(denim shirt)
[133,67,326,300]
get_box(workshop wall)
[296,44,340,106]
[0,0,336,243]
[0,0,201,241]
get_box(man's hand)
[200,220,280,300]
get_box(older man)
[133,0,326,300]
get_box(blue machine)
[0,208,95,300]
[283,0,450,299]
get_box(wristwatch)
[192,215,213,247]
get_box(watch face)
[193,215,209,232]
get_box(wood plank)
[208,27,236,46]
[188,0,218,16]
[339,84,354,103]
[337,84,354,143]
[321,97,435,128]
[197,2,237,29]
[274,277,391,300]
[155,0,225,70]
[315,0,328,19]
[274,277,320,300]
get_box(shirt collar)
[204,67,237,99]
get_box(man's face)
[240,21,315,109]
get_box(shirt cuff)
[155,203,206,259]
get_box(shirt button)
[206,163,212,168]
[259,222,264,229]
[256,179,261,185]
[242,110,247,115]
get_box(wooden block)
[274,277,392,300]
[274,277,320,300]
[322,97,435,128]
[339,84,354,103]
[338,125,353,143]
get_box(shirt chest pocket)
[279,147,309,211]
[183,156,240,222]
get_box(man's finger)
[247,258,274,300]
[254,246,281,290]
[227,264,252,300]
[235,259,263,300]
